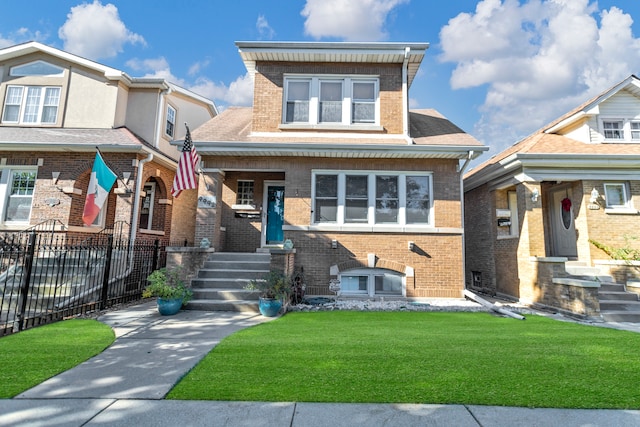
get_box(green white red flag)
[82,151,117,226]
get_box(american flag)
[171,125,199,198]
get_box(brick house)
[0,42,217,244]
[188,41,487,298]
[464,75,640,320]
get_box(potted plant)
[143,267,193,315]
[245,270,292,317]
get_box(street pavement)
[1,300,640,426]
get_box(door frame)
[261,180,285,247]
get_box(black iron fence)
[0,231,167,337]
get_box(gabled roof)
[191,107,486,160]
[0,41,217,114]
[235,41,428,87]
[464,75,640,191]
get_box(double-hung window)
[3,170,37,223]
[313,171,432,227]
[603,120,624,139]
[283,76,379,126]
[165,105,176,138]
[2,86,61,124]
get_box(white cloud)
[58,0,145,60]
[189,73,254,107]
[0,28,47,48]
[301,0,408,41]
[439,0,640,154]
[256,15,276,40]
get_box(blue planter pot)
[157,297,183,316]
[259,298,282,317]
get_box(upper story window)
[601,119,640,142]
[10,61,64,77]
[283,76,379,127]
[165,105,176,138]
[2,86,61,124]
[312,171,432,227]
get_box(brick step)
[191,288,260,301]
[184,299,259,313]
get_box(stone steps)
[184,252,270,313]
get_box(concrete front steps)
[565,261,640,322]
[185,252,270,313]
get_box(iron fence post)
[152,239,160,271]
[100,235,114,310]
[17,231,36,332]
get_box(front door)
[550,188,578,258]
[264,183,285,245]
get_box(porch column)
[517,182,544,303]
[195,170,225,250]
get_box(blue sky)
[3,0,640,166]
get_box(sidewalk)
[1,301,639,426]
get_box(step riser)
[184,301,259,313]
[602,313,640,322]
[203,261,270,271]
[599,293,639,301]
[191,278,256,289]
[600,302,640,311]
[600,284,627,292]
[197,270,269,279]
[192,289,260,301]
[206,253,271,263]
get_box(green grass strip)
[168,312,640,409]
[0,319,115,398]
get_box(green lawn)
[168,311,640,409]
[0,319,115,398]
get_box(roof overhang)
[235,41,429,87]
[465,153,640,191]
[191,141,485,160]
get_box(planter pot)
[157,297,183,316]
[259,297,282,317]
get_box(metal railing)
[0,231,167,336]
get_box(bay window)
[283,76,379,126]
[2,85,61,124]
[312,171,432,227]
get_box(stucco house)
[185,41,487,304]
[0,41,217,244]
[464,75,640,321]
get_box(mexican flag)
[82,152,117,226]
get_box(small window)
[165,105,176,138]
[352,81,376,123]
[345,175,368,223]
[236,180,254,206]
[319,81,342,123]
[406,175,430,224]
[604,183,630,208]
[5,170,36,222]
[603,121,624,139]
[339,268,404,296]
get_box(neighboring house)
[189,41,487,298]
[464,75,640,318]
[0,41,217,244]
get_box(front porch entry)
[548,186,578,258]
[262,181,285,247]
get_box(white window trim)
[10,60,64,77]
[282,75,380,128]
[165,105,176,138]
[600,118,640,143]
[2,85,61,125]
[338,268,406,297]
[604,182,638,214]
[311,170,434,230]
[0,168,37,225]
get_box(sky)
[3,0,640,167]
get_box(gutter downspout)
[130,152,154,244]
[459,151,474,292]
[402,47,412,145]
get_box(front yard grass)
[0,319,115,398]
[168,311,640,409]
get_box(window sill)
[288,224,462,234]
[278,123,384,132]
[232,204,256,210]
[604,207,639,215]
[602,139,640,144]
[139,229,165,236]
[497,235,518,240]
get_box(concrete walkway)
[1,301,640,426]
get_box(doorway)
[263,181,285,246]
[549,187,577,258]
